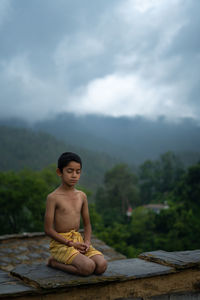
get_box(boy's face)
[57,161,81,187]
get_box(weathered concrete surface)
[139,250,200,269]
[0,270,36,299]
[11,259,173,289]
[0,232,125,272]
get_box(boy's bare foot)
[47,256,81,275]
[47,257,56,268]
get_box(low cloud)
[67,73,196,120]
[0,0,199,122]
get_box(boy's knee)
[95,259,107,275]
[80,260,95,276]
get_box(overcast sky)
[0,0,200,122]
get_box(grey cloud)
[0,0,200,121]
[0,0,12,28]
[164,1,200,57]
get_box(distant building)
[126,205,133,217]
[143,203,169,214]
[126,203,169,217]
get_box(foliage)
[174,162,200,207]
[0,167,59,234]
[93,159,200,258]
[95,164,140,225]
[138,152,184,204]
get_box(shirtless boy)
[44,152,107,276]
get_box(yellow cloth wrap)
[49,230,103,265]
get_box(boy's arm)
[81,192,92,250]
[44,195,73,246]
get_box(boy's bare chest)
[56,196,83,214]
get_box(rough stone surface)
[0,257,11,263]
[28,253,41,259]
[107,258,173,279]
[139,250,200,269]
[11,258,173,289]
[114,298,142,300]
[0,282,35,298]
[0,271,11,284]
[1,264,200,299]
[0,270,36,298]
[17,255,29,261]
[11,263,123,289]
[0,232,45,241]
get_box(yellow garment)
[49,230,103,265]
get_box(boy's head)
[57,152,82,173]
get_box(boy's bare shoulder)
[46,188,60,201]
[76,189,87,201]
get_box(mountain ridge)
[33,113,200,164]
[0,125,119,191]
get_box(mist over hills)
[33,113,200,165]
[1,113,200,167]
[0,126,118,191]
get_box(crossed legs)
[48,254,107,276]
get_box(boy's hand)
[84,241,90,252]
[71,242,87,254]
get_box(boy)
[44,152,107,276]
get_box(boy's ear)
[56,168,62,177]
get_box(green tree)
[138,160,157,204]
[128,207,156,251]
[0,167,59,234]
[153,162,200,251]
[88,203,104,232]
[174,162,200,208]
[95,164,140,225]
[139,152,184,204]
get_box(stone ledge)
[11,259,173,289]
[0,270,36,298]
[3,268,200,300]
[139,250,200,269]
[1,259,200,299]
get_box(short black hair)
[57,152,82,172]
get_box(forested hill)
[1,114,200,167]
[0,126,119,190]
[33,113,200,165]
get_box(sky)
[0,0,200,122]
